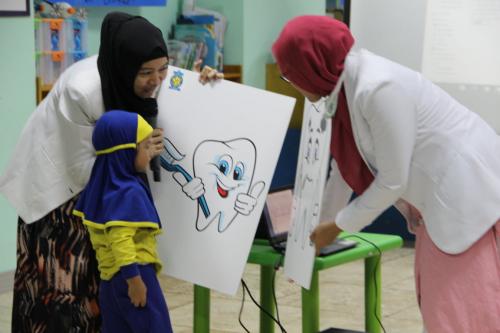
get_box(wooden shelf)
[223,73,241,79]
[36,77,53,105]
[223,65,242,83]
[265,63,305,129]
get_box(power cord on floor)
[239,257,287,333]
[270,259,282,328]
[238,282,250,333]
[343,234,387,333]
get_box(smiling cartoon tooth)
[173,138,265,233]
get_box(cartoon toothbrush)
[160,137,211,218]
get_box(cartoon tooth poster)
[151,67,294,295]
[284,100,331,289]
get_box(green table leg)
[301,271,319,333]
[193,284,210,333]
[365,255,381,333]
[260,265,276,333]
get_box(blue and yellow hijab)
[74,110,161,230]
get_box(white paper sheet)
[283,100,331,289]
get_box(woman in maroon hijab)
[273,15,500,332]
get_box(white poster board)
[151,67,294,295]
[283,101,331,289]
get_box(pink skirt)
[415,221,500,332]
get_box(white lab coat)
[321,49,500,254]
[0,56,104,223]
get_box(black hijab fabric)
[97,12,168,118]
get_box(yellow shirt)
[87,226,162,281]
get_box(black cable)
[239,239,385,333]
[271,257,286,333]
[343,234,387,333]
[240,278,288,333]
[238,283,251,333]
[271,268,281,326]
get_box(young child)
[73,110,173,333]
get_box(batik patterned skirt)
[11,197,101,333]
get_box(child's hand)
[127,275,147,307]
[149,128,164,158]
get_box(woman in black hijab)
[98,12,168,118]
[9,12,222,333]
[98,12,170,182]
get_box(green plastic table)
[193,232,403,333]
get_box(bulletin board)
[350,0,500,132]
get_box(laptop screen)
[263,187,294,242]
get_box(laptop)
[259,186,357,256]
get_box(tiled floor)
[0,246,423,332]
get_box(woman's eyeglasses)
[280,75,291,83]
